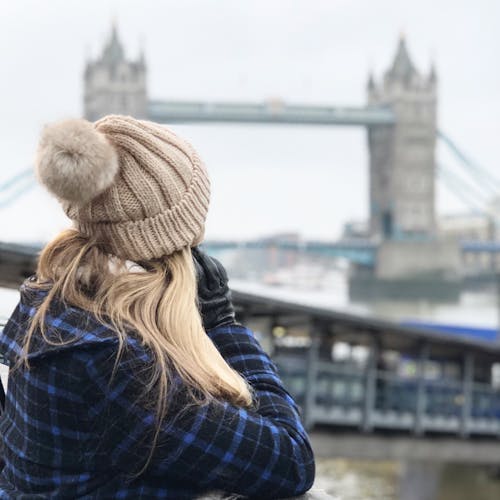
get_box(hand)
[192,246,237,331]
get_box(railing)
[275,354,500,436]
[197,491,332,500]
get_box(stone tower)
[367,37,437,240]
[84,24,147,121]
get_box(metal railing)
[275,354,500,436]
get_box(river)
[315,458,500,500]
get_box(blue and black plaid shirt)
[0,280,314,499]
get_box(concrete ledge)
[310,430,500,465]
[197,490,332,499]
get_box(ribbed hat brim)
[76,141,210,260]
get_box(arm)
[206,324,305,432]
[84,326,315,499]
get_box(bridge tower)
[367,37,437,240]
[83,23,147,121]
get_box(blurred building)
[84,24,147,120]
[438,213,494,241]
[342,220,370,239]
[439,212,500,272]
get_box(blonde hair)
[21,229,252,471]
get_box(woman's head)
[25,116,252,432]
[35,114,210,260]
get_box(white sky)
[0,0,499,242]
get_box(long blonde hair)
[21,229,252,469]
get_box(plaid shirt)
[0,280,314,499]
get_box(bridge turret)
[428,61,437,88]
[366,71,379,106]
[384,36,420,88]
[367,71,375,91]
[101,23,125,64]
[84,22,148,121]
[368,36,437,240]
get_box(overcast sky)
[0,0,499,242]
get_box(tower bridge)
[84,27,437,249]
[80,25,500,284]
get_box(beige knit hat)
[35,114,210,261]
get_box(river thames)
[314,458,500,499]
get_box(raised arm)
[84,325,315,499]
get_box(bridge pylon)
[367,36,437,240]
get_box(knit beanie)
[34,114,211,261]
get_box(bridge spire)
[385,35,418,85]
[428,60,437,86]
[101,20,125,64]
[84,21,148,120]
[367,71,376,91]
[138,34,147,70]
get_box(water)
[315,459,500,500]
[315,459,399,499]
[231,271,499,331]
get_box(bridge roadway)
[148,100,396,127]
[2,241,500,465]
[204,238,500,269]
[1,236,499,286]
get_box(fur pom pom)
[35,118,119,205]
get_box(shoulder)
[0,290,135,364]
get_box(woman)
[0,115,315,499]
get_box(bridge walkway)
[233,288,500,444]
